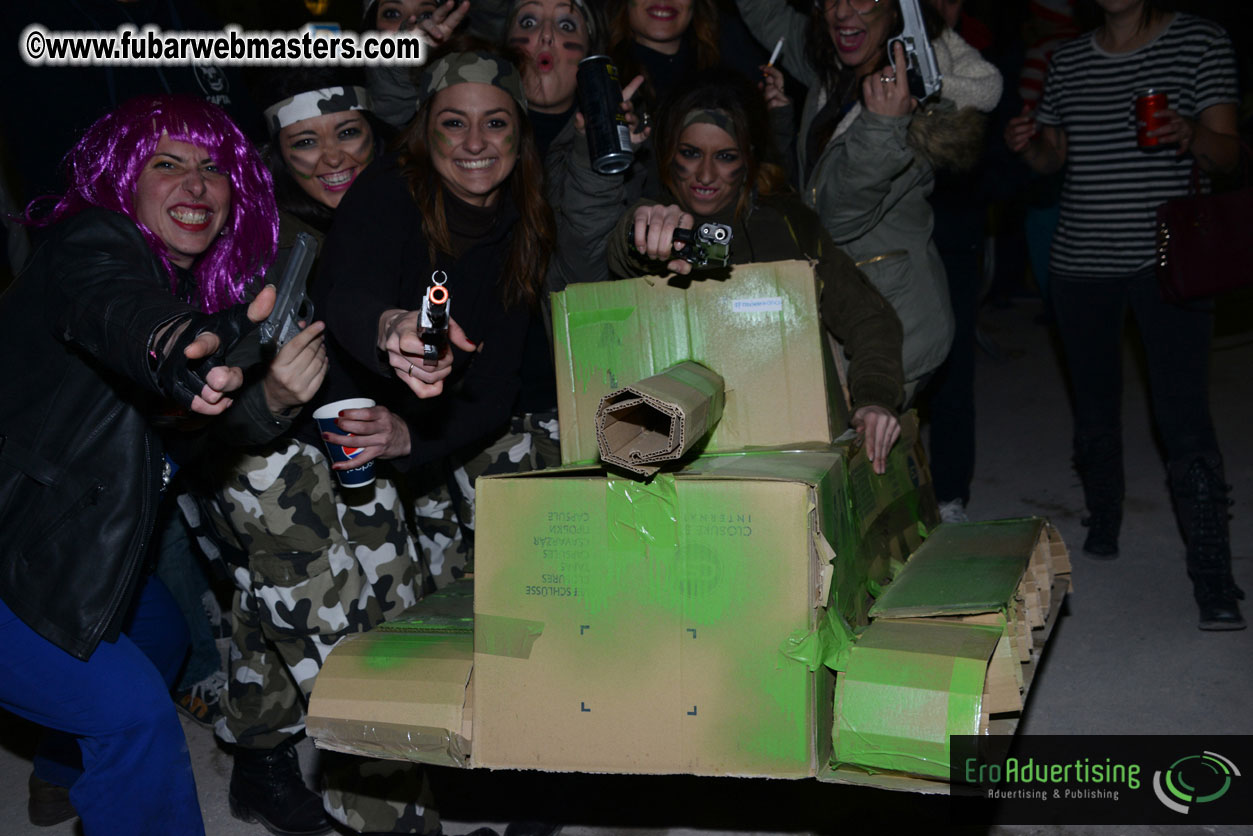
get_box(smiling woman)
[134,136,232,268]
[317,37,554,475]
[257,69,387,230]
[0,93,280,836]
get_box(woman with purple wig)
[0,94,316,835]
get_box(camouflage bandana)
[681,108,735,134]
[418,50,528,111]
[264,86,373,135]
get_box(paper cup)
[313,397,376,488]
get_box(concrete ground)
[2,292,1250,835]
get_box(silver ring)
[880,75,896,83]
[408,363,415,377]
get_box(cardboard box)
[471,450,847,776]
[306,583,475,768]
[826,518,1071,787]
[306,422,941,781]
[595,361,725,477]
[552,260,849,466]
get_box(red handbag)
[1156,149,1253,303]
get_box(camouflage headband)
[681,108,735,134]
[264,86,373,135]
[418,50,528,111]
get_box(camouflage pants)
[206,439,435,834]
[414,411,560,588]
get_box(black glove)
[153,302,258,409]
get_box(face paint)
[427,83,520,208]
[670,121,745,217]
[278,111,375,209]
[508,0,590,113]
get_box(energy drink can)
[577,55,633,175]
[1135,89,1169,148]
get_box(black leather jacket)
[0,209,274,659]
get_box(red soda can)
[1135,89,1169,147]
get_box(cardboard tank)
[306,261,1070,792]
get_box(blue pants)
[0,577,205,836]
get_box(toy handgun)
[419,270,450,364]
[890,0,943,102]
[629,221,733,269]
[258,232,317,355]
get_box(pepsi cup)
[313,397,376,488]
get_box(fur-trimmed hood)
[907,101,988,172]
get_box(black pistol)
[258,232,317,356]
[420,270,450,364]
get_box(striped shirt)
[1037,14,1238,278]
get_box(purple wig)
[31,94,279,314]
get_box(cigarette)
[766,37,784,68]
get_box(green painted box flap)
[833,619,1002,780]
[868,518,1045,618]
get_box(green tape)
[833,621,1001,779]
[780,606,857,672]
[475,613,545,659]
[605,473,679,552]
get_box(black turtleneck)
[631,37,695,105]
[529,105,576,158]
[445,188,504,258]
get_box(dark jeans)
[1050,268,1219,464]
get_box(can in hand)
[577,55,633,175]
[1135,88,1169,148]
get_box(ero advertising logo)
[950,735,1252,825]
[1153,751,1241,814]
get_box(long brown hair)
[655,71,790,222]
[607,0,720,107]
[397,39,554,310]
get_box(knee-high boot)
[1074,432,1123,558]
[1168,454,1246,630]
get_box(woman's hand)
[1146,107,1195,155]
[181,285,277,415]
[851,404,901,475]
[575,75,651,148]
[262,321,329,415]
[1004,103,1039,153]
[415,0,469,45]
[630,203,695,275]
[759,65,790,110]
[862,42,916,118]
[322,404,412,468]
[377,308,478,398]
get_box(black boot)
[1169,455,1246,631]
[28,773,76,827]
[229,740,333,836]
[1075,432,1123,558]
